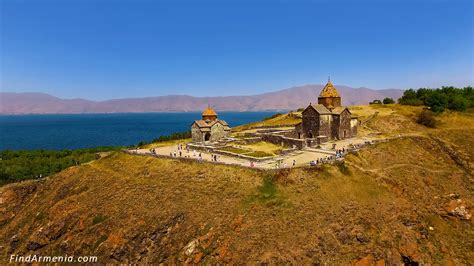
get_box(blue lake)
[0,112,276,150]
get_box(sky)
[1,0,473,100]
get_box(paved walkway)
[127,135,383,170]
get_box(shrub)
[92,214,107,225]
[416,110,437,128]
[370,100,382,104]
[335,161,351,175]
[382,97,395,104]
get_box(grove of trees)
[1,131,192,185]
[398,86,473,113]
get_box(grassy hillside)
[232,112,301,131]
[0,105,472,264]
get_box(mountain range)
[0,84,404,114]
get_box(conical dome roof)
[319,80,340,98]
[202,106,217,116]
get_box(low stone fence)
[233,137,262,145]
[121,149,269,170]
[211,149,275,162]
[260,133,307,149]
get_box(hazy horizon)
[1,0,472,101]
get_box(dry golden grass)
[234,141,284,155]
[1,105,473,264]
[142,138,191,149]
[232,113,301,131]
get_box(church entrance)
[308,132,313,138]
[204,133,211,141]
[298,133,302,139]
[343,130,347,138]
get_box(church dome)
[202,106,217,116]
[319,80,340,98]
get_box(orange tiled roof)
[202,106,217,116]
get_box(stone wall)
[318,114,332,138]
[302,107,319,138]
[338,110,352,139]
[209,123,227,142]
[351,118,358,136]
[191,124,204,143]
[318,96,341,108]
[261,134,307,149]
[331,114,340,139]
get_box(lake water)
[0,112,276,150]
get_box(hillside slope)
[0,107,472,264]
[0,85,403,114]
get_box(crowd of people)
[140,140,376,169]
[159,144,222,163]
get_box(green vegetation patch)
[245,175,288,207]
[0,147,122,186]
[399,86,473,112]
[92,214,107,225]
[335,161,351,176]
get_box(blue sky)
[1,0,473,100]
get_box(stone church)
[295,79,358,144]
[191,106,230,143]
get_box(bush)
[382,97,395,104]
[370,100,382,104]
[416,110,437,128]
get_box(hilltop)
[0,105,472,264]
[0,85,403,114]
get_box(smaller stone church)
[191,106,231,143]
[294,79,358,144]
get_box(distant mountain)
[0,85,404,114]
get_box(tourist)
[173,151,177,157]
[250,161,254,167]
[169,152,172,157]
[283,162,288,168]
[293,160,296,167]
[179,151,182,157]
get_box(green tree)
[425,91,448,113]
[448,94,469,111]
[382,97,395,104]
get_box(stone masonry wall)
[338,110,352,139]
[302,107,319,138]
[318,114,332,138]
[191,124,204,143]
[209,123,226,142]
[261,134,307,149]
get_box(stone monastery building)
[191,106,230,143]
[294,79,358,143]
